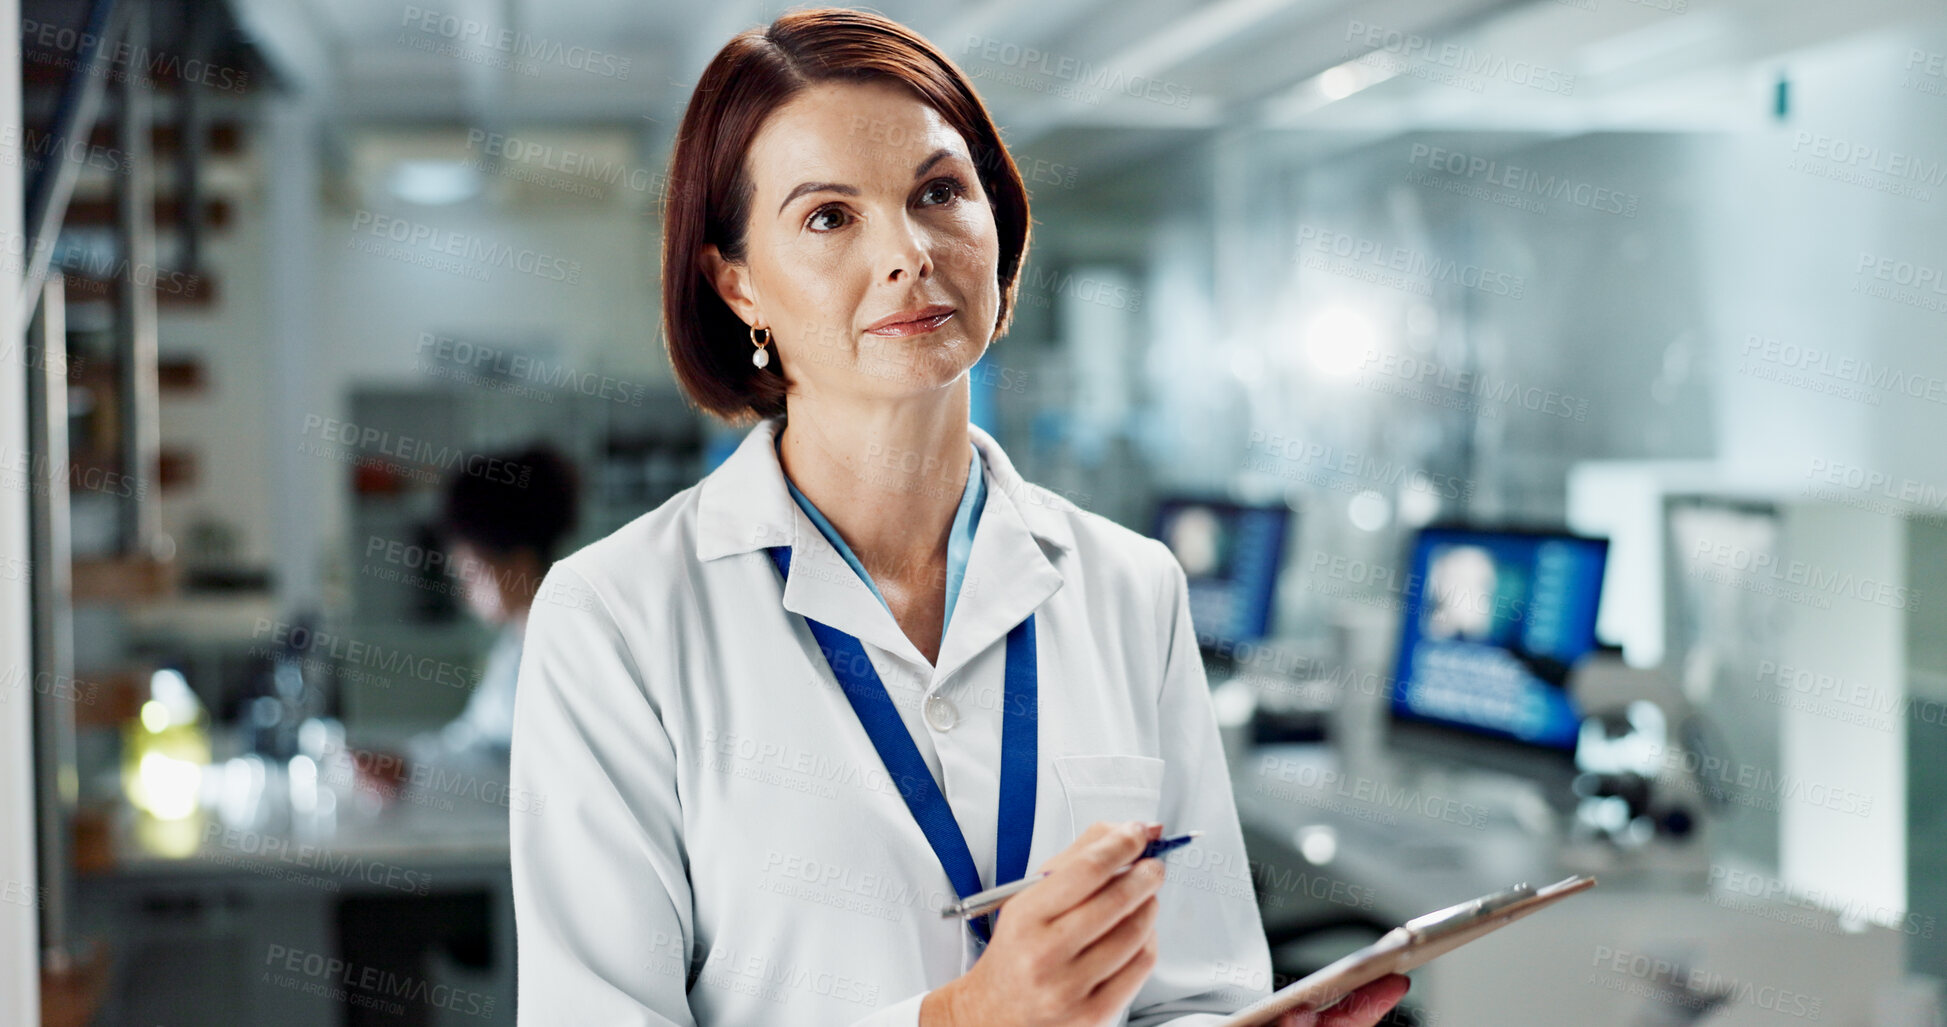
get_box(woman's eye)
[919,177,964,207]
[806,205,849,232]
[804,179,962,231]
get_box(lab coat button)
[924,694,959,732]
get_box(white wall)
[1778,502,1907,924]
[1696,26,1947,491]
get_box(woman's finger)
[1275,974,1411,1027]
[1029,821,1157,923]
[1319,974,1411,1026]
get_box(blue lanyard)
[766,545,1037,947]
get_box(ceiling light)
[385,159,485,206]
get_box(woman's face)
[449,540,539,626]
[704,78,1002,403]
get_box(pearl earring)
[750,324,771,369]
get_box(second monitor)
[1386,525,1610,779]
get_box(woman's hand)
[1276,974,1411,1026]
[920,820,1168,1027]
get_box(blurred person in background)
[337,444,579,1027]
[410,443,580,772]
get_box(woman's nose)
[878,217,933,283]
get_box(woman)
[419,443,579,769]
[510,9,1408,1026]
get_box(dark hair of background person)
[660,6,1034,426]
[438,444,581,562]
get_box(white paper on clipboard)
[1212,875,1598,1027]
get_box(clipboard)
[1212,875,1597,1027]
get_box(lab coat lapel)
[779,529,933,668]
[695,418,932,669]
[697,418,1078,680]
[930,429,1067,687]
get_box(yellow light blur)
[133,752,203,820]
[140,700,170,733]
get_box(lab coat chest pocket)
[1052,754,1166,838]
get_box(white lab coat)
[510,416,1274,1026]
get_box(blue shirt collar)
[775,431,987,644]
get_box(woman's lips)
[865,308,955,336]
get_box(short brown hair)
[660,7,1033,425]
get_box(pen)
[940,831,1203,921]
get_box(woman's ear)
[700,243,761,327]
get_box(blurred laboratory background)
[2,0,1945,1023]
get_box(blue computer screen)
[1152,499,1290,650]
[1388,528,1608,751]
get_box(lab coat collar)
[696,416,1074,681]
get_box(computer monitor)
[1385,525,1610,779]
[1150,497,1291,657]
